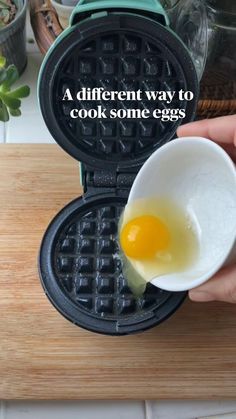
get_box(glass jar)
[201,0,236,96]
[160,0,208,80]
[161,0,236,97]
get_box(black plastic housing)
[39,193,186,335]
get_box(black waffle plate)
[39,194,186,335]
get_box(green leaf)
[0,100,9,122]
[1,64,19,91]
[0,0,11,7]
[0,91,21,109]
[0,19,7,28]
[0,56,6,68]
[9,108,21,117]
[8,85,30,99]
[1,8,10,24]
[0,58,30,121]
[0,68,7,84]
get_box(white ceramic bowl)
[128,137,236,292]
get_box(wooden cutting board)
[0,144,236,400]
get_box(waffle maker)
[38,0,199,335]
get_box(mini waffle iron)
[38,0,199,335]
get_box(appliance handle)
[70,0,169,26]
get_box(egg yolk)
[120,215,170,260]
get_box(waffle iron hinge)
[81,164,137,197]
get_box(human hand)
[177,115,236,303]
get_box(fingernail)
[189,290,215,302]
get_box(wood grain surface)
[0,144,236,400]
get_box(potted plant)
[0,0,27,75]
[0,55,30,121]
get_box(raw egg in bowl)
[119,137,236,293]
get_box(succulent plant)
[0,56,30,122]
[0,0,17,28]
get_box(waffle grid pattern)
[54,30,186,161]
[54,202,172,319]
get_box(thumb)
[189,265,236,304]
